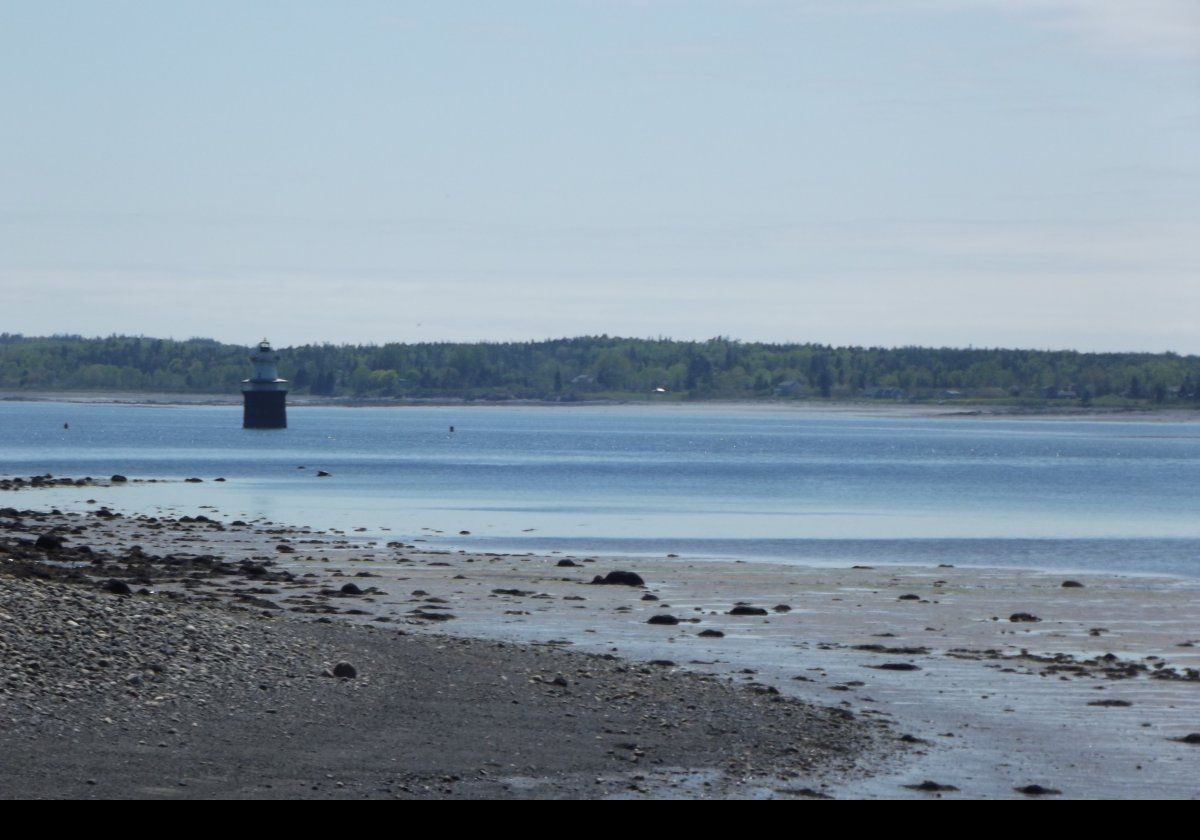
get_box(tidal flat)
[2,485,1198,799]
[0,498,891,800]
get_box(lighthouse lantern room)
[242,339,288,429]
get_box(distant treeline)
[2,333,1199,406]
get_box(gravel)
[0,516,894,799]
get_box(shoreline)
[0,499,897,800]
[3,486,1198,798]
[9,475,1200,583]
[4,390,1199,422]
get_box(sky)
[1,1,1197,351]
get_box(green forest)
[2,333,1199,408]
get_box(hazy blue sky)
[2,1,1197,351]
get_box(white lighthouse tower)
[242,339,288,428]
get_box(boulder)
[34,534,64,551]
[728,605,769,616]
[591,570,645,587]
[102,579,132,596]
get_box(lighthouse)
[242,339,288,428]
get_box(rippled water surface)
[3,401,1199,576]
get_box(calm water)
[3,401,1200,576]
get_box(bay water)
[3,401,1199,577]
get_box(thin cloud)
[894,0,1200,60]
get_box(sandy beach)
[0,486,892,800]
[2,477,1198,798]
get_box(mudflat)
[0,504,890,800]
[3,483,1199,799]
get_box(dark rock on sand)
[1088,699,1132,707]
[35,534,64,551]
[1009,613,1042,623]
[869,663,921,671]
[853,644,931,655]
[641,594,659,601]
[773,604,792,613]
[904,780,959,792]
[332,662,357,679]
[1061,580,1084,588]
[409,610,456,621]
[728,606,769,616]
[1172,733,1200,744]
[898,594,920,601]
[647,614,680,626]
[698,629,725,638]
[1014,784,1061,796]
[101,579,132,596]
[591,571,645,587]
[340,583,364,596]
[555,559,578,567]
[316,471,331,477]
[110,474,128,483]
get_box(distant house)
[571,374,595,385]
[774,380,805,397]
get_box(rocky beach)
[2,475,1199,798]
[0,482,893,799]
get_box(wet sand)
[0,497,891,800]
[3,484,1199,798]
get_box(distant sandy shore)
[3,480,1198,798]
[4,390,1198,422]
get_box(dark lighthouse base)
[243,390,288,429]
